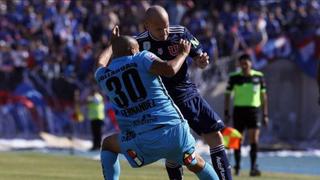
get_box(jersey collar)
[148,31,163,42]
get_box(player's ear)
[144,19,150,31]
[130,47,139,55]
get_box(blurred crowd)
[0,0,320,138]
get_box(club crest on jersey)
[183,151,195,166]
[168,44,179,56]
[127,149,144,167]
[143,41,151,50]
[157,48,163,55]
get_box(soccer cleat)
[249,168,261,176]
[234,166,240,176]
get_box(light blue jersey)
[95,50,197,168]
[95,50,185,134]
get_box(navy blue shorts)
[176,95,225,135]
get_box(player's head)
[144,5,169,41]
[112,35,139,57]
[238,53,252,72]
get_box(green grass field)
[0,152,319,180]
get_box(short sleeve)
[94,67,105,82]
[226,76,234,94]
[184,27,203,58]
[137,50,159,71]
[260,75,267,93]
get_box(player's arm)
[96,46,112,68]
[260,75,269,126]
[224,76,234,125]
[95,26,120,68]
[183,27,210,69]
[149,39,191,77]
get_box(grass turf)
[0,151,319,180]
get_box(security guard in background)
[87,87,105,151]
[224,53,269,176]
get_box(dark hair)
[238,53,251,62]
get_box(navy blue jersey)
[136,25,204,103]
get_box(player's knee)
[203,131,224,147]
[186,154,205,173]
[101,134,121,153]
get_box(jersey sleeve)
[94,67,105,82]
[226,75,234,94]
[137,50,159,71]
[184,27,203,58]
[260,75,267,93]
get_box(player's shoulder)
[133,50,153,60]
[251,70,264,77]
[135,31,149,41]
[228,71,241,77]
[169,25,186,34]
[94,66,109,81]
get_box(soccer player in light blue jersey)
[95,26,219,180]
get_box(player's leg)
[165,159,184,180]
[248,128,261,176]
[232,107,246,175]
[202,131,232,180]
[247,107,261,176]
[101,134,121,180]
[194,96,232,180]
[170,120,219,180]
[186,153,219,180]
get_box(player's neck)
[148,31,166,41]
[113,52,133,59]
[242,69,251,76]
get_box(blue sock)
[210,144,233,180]
[196,162,219,180]
[100,150,120,180]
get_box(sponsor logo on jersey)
[146,52,157,61]
[190,37,200,46]
[157,48,163,55]
[133,114,157,126]
[143,41,151,50]
[252,77,260,83]
[168,44,179,56]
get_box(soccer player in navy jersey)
[96,26,219,180]
[135,6,232,180]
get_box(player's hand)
[111,25,120,43]
[262,114,269,127]
[194,52,209,69]
[178,39,191,56]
